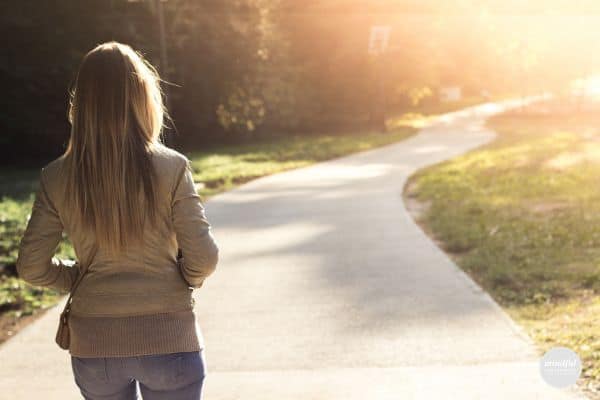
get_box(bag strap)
[61,241,99,316]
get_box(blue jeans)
[71,350,206,400]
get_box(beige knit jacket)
[15,144,219,358]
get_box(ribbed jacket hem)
[68,309,204,358]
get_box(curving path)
[0,100,589,399]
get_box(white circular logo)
[539,346,582,388]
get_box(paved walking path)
[0,100,589,399]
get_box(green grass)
[0,193,76,319]
[188,127,419,197]
[405,106,600,395]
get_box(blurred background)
[3,0,600,164]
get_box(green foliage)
[0,170,76,272]
[0,187,65,321]
[0,276,60,318]
[216,87,266,133]
[0,197,31,271]
[166,0,264,140]
[4,0,597,162]
[0,0,161,164]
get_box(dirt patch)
[0,307,52,347]
[527,201,571,214]
[403,180,432,220]
[404,196,431,221]
[544,144,600,171]
[402,182,452,254]
[544,151,586,170]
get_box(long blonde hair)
[62,41,166,253]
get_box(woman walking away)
[15,41,219,400]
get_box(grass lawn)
[0,119,425,345]
[404,101,600,397]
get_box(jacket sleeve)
[15,169,80,292]
[171,158,219,288]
